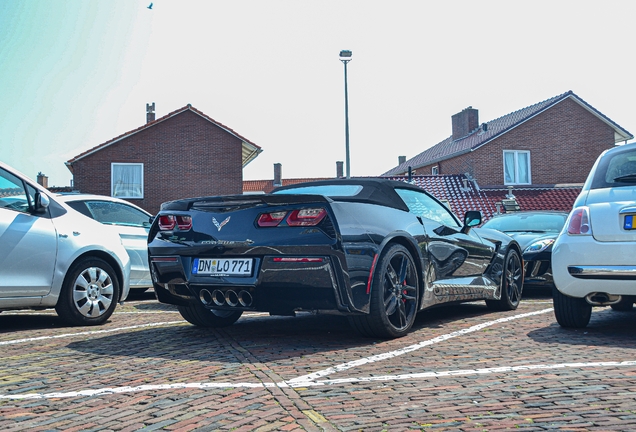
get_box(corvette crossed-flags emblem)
[212,216,231,231]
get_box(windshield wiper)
[613,174,636,183]
[503,229,546,233]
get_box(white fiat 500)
[0,161,130,325]
[552,142,636,328]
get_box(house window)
[111,163,143,199]
[503,150,531,185]
[431,166,439,175]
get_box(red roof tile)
[481,187,581,220]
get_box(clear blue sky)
[2,0,635,186]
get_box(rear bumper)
[150,252,360,314]
[568,265,636,279]
[552,235,636,297]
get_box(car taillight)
[158,215,192,231]
[158,215,176,230]
[286,208,326,226]
[273,257,324,262]
[257,208,327,227]
[176,215,192,230]
[257,211,287,227]
[567,207,592,235]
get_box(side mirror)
[33,192,50,214]
[462,210,482,233]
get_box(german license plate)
[625,215,635,230]
[192,258,253,276]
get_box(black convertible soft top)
[273,177,425,212]
[160,178,425,212]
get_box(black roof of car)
[160,178,426,212]
[273,178,428,212]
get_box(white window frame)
[503,150,531,185]
[111,163,144,199]
[431,166,439,175]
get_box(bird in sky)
[147,3,153,9]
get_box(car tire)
[611,296,635,311]
[486,248,523,311]
[55,257,120,326]
[178,302,243,327]
[349,244,419,339]
[552,286,592,328]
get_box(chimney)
[451,106,479,141]
[273,163,282,187]
[36,172,48,188]
[336,161,344,178]
[146,102,156,123]
[398,156,406,165]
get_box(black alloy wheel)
[486,248,523,311]
[349,244,419,339]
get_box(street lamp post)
[339,50,352,178]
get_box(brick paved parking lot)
[1,290,635,431]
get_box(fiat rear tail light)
[567,207,592,235]
[257,211,287,227]
[286,208,326,226]
[158,215,192,231]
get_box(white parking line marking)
[2,360,635,400]
[287,308,553,384]
[0,312,272,346]
[0,308,561,400]
[298,360,636,386]
[0,321,185,346]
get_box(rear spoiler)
[160,194,332,211]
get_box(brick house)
[66,104,261,213]
[382,91,633,188]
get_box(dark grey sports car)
[481,210,568,289]
[148,178,524,339]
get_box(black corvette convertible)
[148,178,523,338]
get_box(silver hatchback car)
[56,194,153,293]
[0,161,130,325]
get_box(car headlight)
[523,238,555,254]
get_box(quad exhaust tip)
[200,288,253,308]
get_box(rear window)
[591,147,636,189]
[273,185,363,197]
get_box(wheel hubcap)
[73,267,115,318]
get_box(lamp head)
[339,50,352,61]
